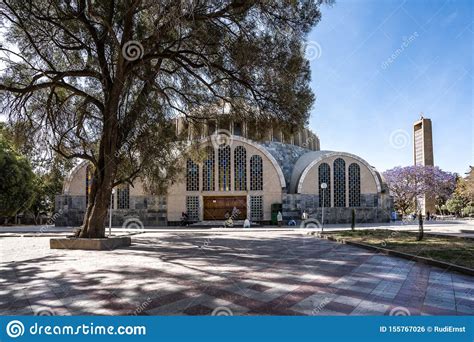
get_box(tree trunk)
[417,211,424,241]
[77,71,123,238]
[79,174,113,238]
[78,118,119,238]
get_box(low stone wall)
[306,207,391,224]
[55,195,167,227]
[282,193,390,223]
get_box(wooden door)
[203,196,247,220]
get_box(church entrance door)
[203,196,247,220]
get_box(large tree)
[0,0,326,237]
[446,167,474,217]
[383,165,456,215]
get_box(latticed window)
[334,158,346,207]
[186,196,200,221]
[234,146,247,191]
[218,146,231,191]
[250,195,263,221]
[202,147,215,191]
[186,159,199,191]
[318,163,331,207]
[117,185,130,209]
[250,155,263,191]
[349,163,361,207]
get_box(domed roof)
[290,150,383,194]
[259,141,312,188]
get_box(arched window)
[349,163,361,207]
[117,184,130,209]
[334,158,346,207]
[250,155,263,191]
[186,159,199,191]
[218,146,231,191]
[234,146,247,191]
[318,163,331,207]
[202,147,215,191]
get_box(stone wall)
[55,195,167,227]
[260,142,310,188]
[306,207,391,224]
[281,193,391,223]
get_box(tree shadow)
[0,232,472,316]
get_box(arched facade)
[166,137,285,222]
[295,152,381,208]
[57,135,390,226]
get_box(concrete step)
[189,220,261,228]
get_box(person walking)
[277,211,283,227]
[181,212,189,227]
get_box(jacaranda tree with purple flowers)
[383,165,456,215]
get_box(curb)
[424,232,474,240]
[310,232,474,276]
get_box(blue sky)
[307,0,472,174]
[0,1,471,174]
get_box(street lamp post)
[109,188,116,237]
[320,182,327,233]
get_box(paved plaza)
[1,231,473,316]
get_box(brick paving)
[0,231,473,316]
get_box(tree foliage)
[0,0,329,237]
[445,166,474,217]
[383,165,456,215]
[445,197,465,216]
[28,157,73,222]
[0,129,35,219]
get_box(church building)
[56,116,392,227]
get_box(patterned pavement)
[0,231,473,316]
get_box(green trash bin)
[271,203,282,225]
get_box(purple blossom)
[383,165,456,214]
